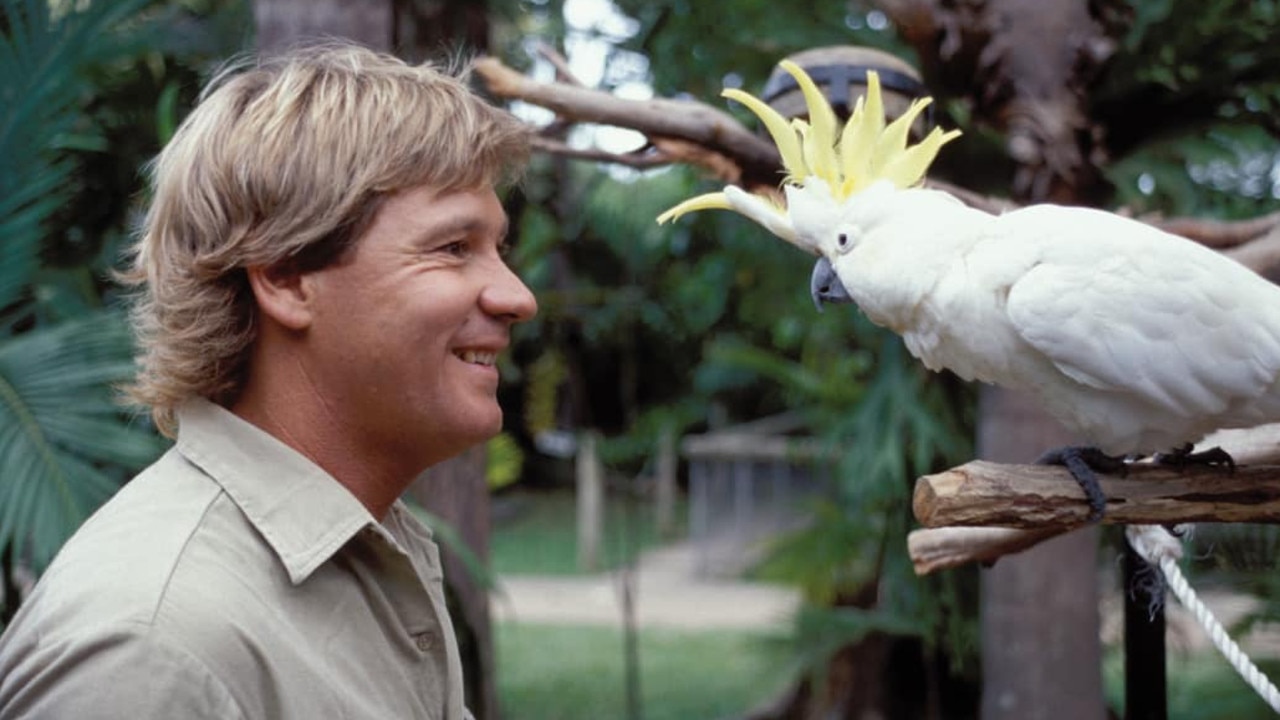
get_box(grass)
[495,622,796,720]
[491,489,685,576]
[490,489,800,718]
[1103,647,1280,718]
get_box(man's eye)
[441,241,469,257]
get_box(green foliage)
[747,332,977,674]
[404,501,499,593]
[1103,645,1280,719]
[0,314,166,571]
[611,0,901,99]
[1098,0,1280,218]
[0,0,161,598]
[1,0,152,306]
[1109,125,1280,218]
[0,0,248,623]
[486,432,525,491]
[1186,524,1280,640]
[790,603,924,671]
[1106,0,1280,114]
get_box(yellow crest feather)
[780,60,839,185]
[656,191,734,225]
[656,64,960,226]
[721,88,808,181]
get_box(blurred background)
[4,0,1280,718]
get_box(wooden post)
[655,425,678,538]
[577,431,603,572]
[976,387,1105,720]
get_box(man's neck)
[230,370,413,521]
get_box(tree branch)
[1153,210,1280,249]
[473,56,780,188]
[475,55,1280,271]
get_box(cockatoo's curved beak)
[810,256,852,312]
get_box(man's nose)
[481,261,538,323]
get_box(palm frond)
[0,0,156,310]
[0,311,165,569]
[402,501,502,596]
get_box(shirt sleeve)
[0,624,244,720]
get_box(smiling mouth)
[455,350,498,367]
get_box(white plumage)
[812,181,1280,456]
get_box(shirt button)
[413,632,432,652]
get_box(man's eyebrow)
[416,216,510,244]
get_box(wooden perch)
[908,424,1280,575]
[914,460,1280,528]
[908,527,1065,575]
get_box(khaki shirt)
[0,399,472,719]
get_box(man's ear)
[246,263,314,331]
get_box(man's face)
[302,184,537,471]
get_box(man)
[0,42,537,719]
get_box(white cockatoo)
[657,61,1280,519]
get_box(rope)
[1126,524,1280,714]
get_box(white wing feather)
[1001,205,1280,420]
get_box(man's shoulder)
[8,448,278,639]
[0,449,269,717]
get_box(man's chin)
[428,412,503,461]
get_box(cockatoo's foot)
[1034,446,1127,522]
[1152,443,1236,473]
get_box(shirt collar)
[174,398,377,585]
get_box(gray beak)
[810,256,852,312]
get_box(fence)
[680,413,834,577]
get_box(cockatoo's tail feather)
[656,63,960,236]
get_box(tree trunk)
[976,386,1106,720]
[252,2,498,717]
[880,0,1120,203]
[410,447,497,720]
[254,0,393,52]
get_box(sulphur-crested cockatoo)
[657,61,1280,519]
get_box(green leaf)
[402,500,502,597]
[0,311,164,570]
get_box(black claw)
[1153,443,1236,473]
[1035,445,1126,522]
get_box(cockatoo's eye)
[836,232,853,254]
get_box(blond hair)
[121,42,531,435]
